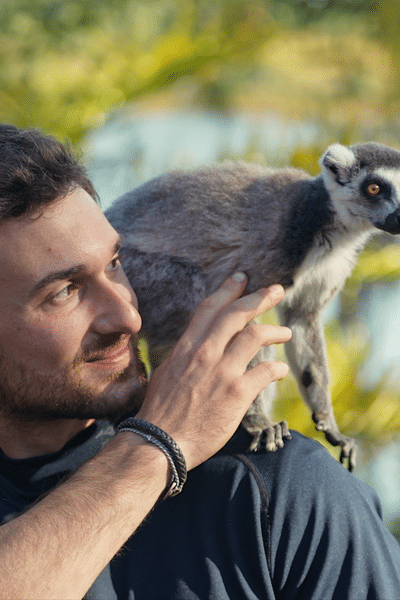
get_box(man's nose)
[91,278,142,335]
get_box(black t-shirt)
[0,423,399,599]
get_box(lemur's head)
[320,142,400,234]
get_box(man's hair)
[0,124,98,219]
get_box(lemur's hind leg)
[241,324,291,453]
[277,305,357,471]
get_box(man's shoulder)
[97,428,400,600]
[201,428,351,482]
[193,429,382,518]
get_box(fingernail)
[232,272,246,282]
[268,284,284,294]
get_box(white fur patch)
[320,143,356,169]
[374,168,400,203]
[284,230,372,312]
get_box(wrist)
[115,430,171,473]
[103,431,172,504]
[116,418,187,499]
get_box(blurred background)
[1,0,400,539]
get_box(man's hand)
[0,274,291,600]
[137,273,292,469]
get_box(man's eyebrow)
[28,264,87,299]
[28,236,123,299]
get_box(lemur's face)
[357,167,400,233]
[321,143,400,234]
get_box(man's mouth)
[84,338,132,371]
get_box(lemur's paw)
[326,431,357,472]
[339,438,357,473]
[312,412,357,471]
[312,410,331,432]
[248,420,292,453]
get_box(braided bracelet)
[116,417,187,498]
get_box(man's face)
[0,187,147,421]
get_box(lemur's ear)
[320,144,358,186]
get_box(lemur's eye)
[366,182,381,196]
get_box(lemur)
[106,142,400,471]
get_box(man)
[0,124,398,600]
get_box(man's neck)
[0,415,95,459]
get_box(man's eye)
[106,256,121,272]
[53,283,78,302]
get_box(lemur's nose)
[376,207,400,234]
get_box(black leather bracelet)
[116,417,187,498]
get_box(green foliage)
[4,0,400,143]
[270,0,376,28]
[0,0,277,142]
[273,318,400,457]
[389,515,400,543]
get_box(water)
[84,108,400,526]
[85,108,321,210]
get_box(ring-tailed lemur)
[106,142,400,471]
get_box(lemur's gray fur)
[106,142,400,471]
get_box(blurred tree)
[0,0,277,142]
[2,0,397,143]
[270,0,376,27]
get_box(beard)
[0,334,148,422]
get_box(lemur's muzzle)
[376,208,400,234]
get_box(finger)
[205,284,286,357]
[223,323,292,370]
[242,359,289,398]
[182,272,248,345]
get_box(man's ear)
[320,143,358,186]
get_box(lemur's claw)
[312,411,330,432]
[340,442,357,472]
[312,411,357,472]
[248,420,292,453]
